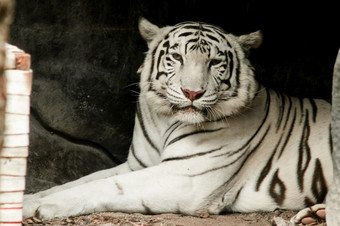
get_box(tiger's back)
[226,89,332,212]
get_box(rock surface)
[11,1,144,192]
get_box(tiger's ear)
[138,17,160,46]
[238,30,263,55]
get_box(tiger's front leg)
[24,162,132,202]
[23,163,209,220]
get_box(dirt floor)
[22,210,327,226]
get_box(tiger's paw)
[290,204,326,225]
[23,198,62,220]
[23,192,85,220]
[34,202,70,220]
[24,198,81,220]
[23,198,41,219]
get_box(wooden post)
[0,0,13,154]
[0,0,12,224]
[0,44,32,225]
[0,1,33,224]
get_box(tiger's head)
[138,18,262,124]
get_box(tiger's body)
[23,18,333,222]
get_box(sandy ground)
[22,210,327,226]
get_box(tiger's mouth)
[172,104,207,115]
[178,106,196,113]
[170,104,210,124]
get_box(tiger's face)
[138,18,262,124]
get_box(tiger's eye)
[209,59,222,67]
[171,53,183,63]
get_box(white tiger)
[23,18,333,224]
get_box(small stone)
[274,209,281,216]
[32,217,42,223]
[66,217,74,223]
[26,218,34,224]
[195,210,210,218]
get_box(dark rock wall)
[9,0,340,193]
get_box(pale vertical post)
[326,49,340,225]
[0,43,32,225]
[0,1,33,224]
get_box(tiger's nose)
[181,88,205,101]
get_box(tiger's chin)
[173,106,206,124]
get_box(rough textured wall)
[12,1,145,192]
[9,0,340,193]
